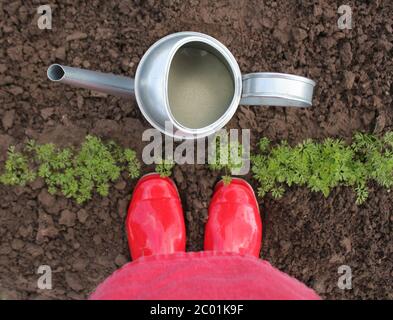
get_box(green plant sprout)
[1,135,140,204]
[0,146,36,186]
[155,158,175,177]
[2,131,392,205]
[252,131,393,205]
[208,135,244,185]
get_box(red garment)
[90,252,320,300]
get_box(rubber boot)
[126,174,186,260]
[204,178,262,257]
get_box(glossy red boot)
[126,174,186,260]
[204,178,262,257]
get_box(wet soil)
[0,0,392,299]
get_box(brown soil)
[1,0,392,300]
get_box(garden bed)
[0,1,392,299]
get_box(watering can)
[47,32,315,139]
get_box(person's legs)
[92,176,321,300]
[126,173,186,260]
[204,178,262,257]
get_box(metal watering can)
[47,32,316,139]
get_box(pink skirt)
[90,252,320,300]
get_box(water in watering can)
[168,46,234,129]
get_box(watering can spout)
[47,64,135,98]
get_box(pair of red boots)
[126,174,262,260]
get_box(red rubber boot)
[204,178,262,257]
[126,174,186,260]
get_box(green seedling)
[1,135,141,204]
[155,158,175,177]
[208,135,244,185]
[0,146,36,186]
[252,131,393,204]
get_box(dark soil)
[1,0,392,299]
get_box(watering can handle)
[239,72,316,108]
[47,64,135,98]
